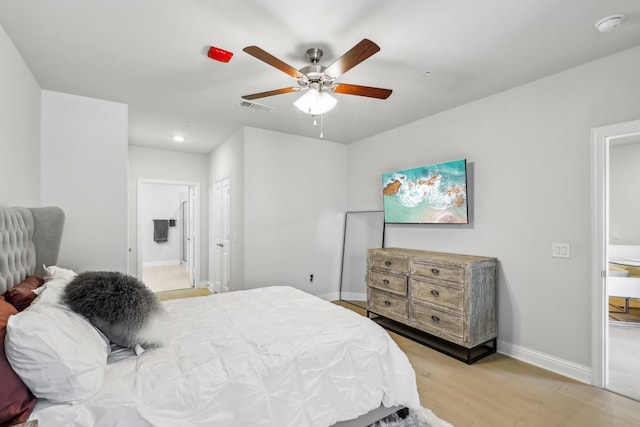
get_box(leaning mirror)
[339,211,385,309]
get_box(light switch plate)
[552,242,570,258]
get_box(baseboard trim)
[498,339,592,384]
[340,292,366,301]
[317,291,341,302]
[198,281,215,292]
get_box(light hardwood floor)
[334,301,640,427]
[155,287,213,301]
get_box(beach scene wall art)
[382,159,468,224]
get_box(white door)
[213,176,231,292]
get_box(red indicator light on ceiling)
[207,46,233,63]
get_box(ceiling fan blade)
[323,39,381,79]
[333,83,392,99]
[241,87,299,100]
[243,46,305,79]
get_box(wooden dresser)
[367,248,497,363]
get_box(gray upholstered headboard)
[0,206,65,293]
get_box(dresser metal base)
[368,314,497,364]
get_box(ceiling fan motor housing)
[242,39,391,101]
[298,63,334,89]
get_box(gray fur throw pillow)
[62,271,169,349]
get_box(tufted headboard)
[0,206,65,293]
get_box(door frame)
[591,119,640,388]
[137,179,200,287]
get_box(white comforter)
[30,286,420,426]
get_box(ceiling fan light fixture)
[294,87,337,115]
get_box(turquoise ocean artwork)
[382,159,468,224]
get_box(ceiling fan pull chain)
[320,114,324,139]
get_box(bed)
[0,206,423,427]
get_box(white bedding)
[29,286,420,426]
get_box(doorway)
[592,119,640,400]
[137,179,199,292]
[212,176,231,293]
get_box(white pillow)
[5,303,109,403]
[31,265,78,308]
[43,264,78,282]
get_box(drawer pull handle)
[431,289,439,297]
[431,268,440,275]
[385,261,392,267]
[431,315,440,323]
[383,279,390,285]
[384,300,391,306]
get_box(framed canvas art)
[382,159,468,224]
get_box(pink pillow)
[3,275,45,311]
[0,296,37,425]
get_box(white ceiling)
[1,0,639,154]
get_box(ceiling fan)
[241,39,392,114]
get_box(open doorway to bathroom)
[137,180,199,292]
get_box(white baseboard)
[340,292,366,301]
[143,259,181,267]
[197,281,214,291]
[317,291,341,302]
[318,292,366,302]
[498,339,592,384]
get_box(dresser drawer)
[411,302,463,339]
[412,261,463,284]
[369,271,407,296]
[368,289,408,322]
[410,278,463,311]
[369,256,409,274]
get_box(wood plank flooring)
[155,287,213,301]
[334,300,640,427]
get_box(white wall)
[346,46,640,378]
[244,127,347,299]
[128,146,209,282]
[41,90,128,272]
[208,128,244,290]
[609,141,640,245]
[140,182,187,265]
[0,24,41,206]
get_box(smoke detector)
[595,14,625,33]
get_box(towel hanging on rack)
[153,219,169,243]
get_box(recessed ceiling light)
[172,135,185,143]
[595,14,625,33]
